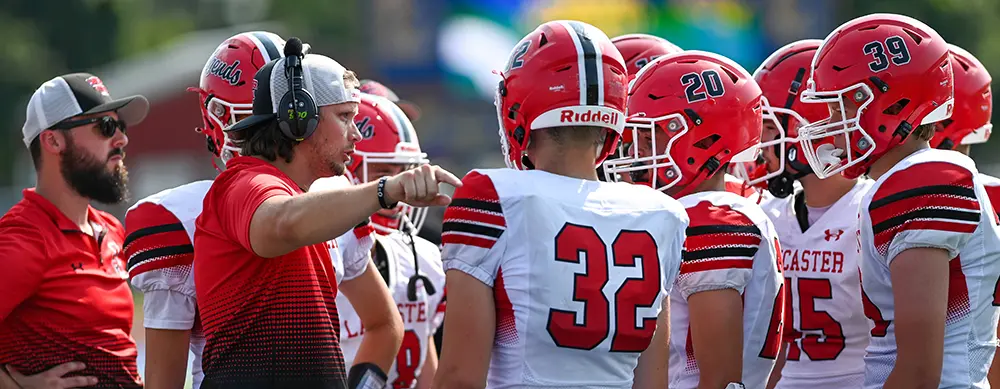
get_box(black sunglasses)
[51,115,127,138]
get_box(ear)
[38,131,66,154]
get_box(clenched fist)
[382,164,462,207]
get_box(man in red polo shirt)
[193,39,460,389]
[0,73,149,388]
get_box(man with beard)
[193,39,461,389]
[0,72,149,388]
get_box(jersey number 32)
[547,223,662,352]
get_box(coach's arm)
[250,165,461,258]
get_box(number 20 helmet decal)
[796,13,954,179]
[603,51,766,198]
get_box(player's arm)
[142,330,190,389]
[434,171,506,389]
[679,209,758,389]
[881,247,949,389]
[765,341,787,389]
[416,336,439,389]
[339,261,404,373]
[989,344,1000,388]
[869,163,980,389]
[433,270,495,389]
[123,203,198,389]
[689,288,745,388]
[248,165,460,258]
[633,300,670,389]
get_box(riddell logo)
[560,109,619,125]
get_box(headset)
[277,37,320,141]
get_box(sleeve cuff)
[442,260,495,287]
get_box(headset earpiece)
[276,37,319,141]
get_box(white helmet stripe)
[245,31,283,63]
[559,21,601,106]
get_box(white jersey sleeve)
[123,180,212,389]
[675,194,760,298]
[865,156,979,264]
[441,169,687,389]
[439,171,509,287]
[335,220,376,282]
[124,181,212,330]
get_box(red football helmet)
[603,51,764,197]
[189,31,291,162]
[347,93,430,234]
[732,39,829,197]
[931,44,992,150]
[495,20,627,170]
[611,33,683,77]
[797,14,954,179]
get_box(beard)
[60,135,129,204]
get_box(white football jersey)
[124,180,212,389]
[669,191,784,389]
[760,180,873,389]
[338,232,446,388]
[440,169,688,389]
[858,149,1000,389]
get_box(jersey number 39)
[547,223,662,352]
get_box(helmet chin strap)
[399,214,436,302]
[766,170,810,198]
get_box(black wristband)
[377,176,397,209]
[347,363,387,389]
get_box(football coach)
[192,38,461,389]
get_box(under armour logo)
[70,262,84,271]
[825,229,844,241]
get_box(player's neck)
[799,174,856,208]
[530,149,600,181]
[867,137,930,180]
[262,155,316,191]
[677,172,726,196]
[35,168,92,231]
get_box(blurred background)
[2,0,998,384]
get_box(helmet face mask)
[797,82,879,179]
[193,31,290,163]
[793,14,955,180]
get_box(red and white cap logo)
[85,76,110,97]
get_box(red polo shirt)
[0,189,141,389]
[194,156,346,388]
